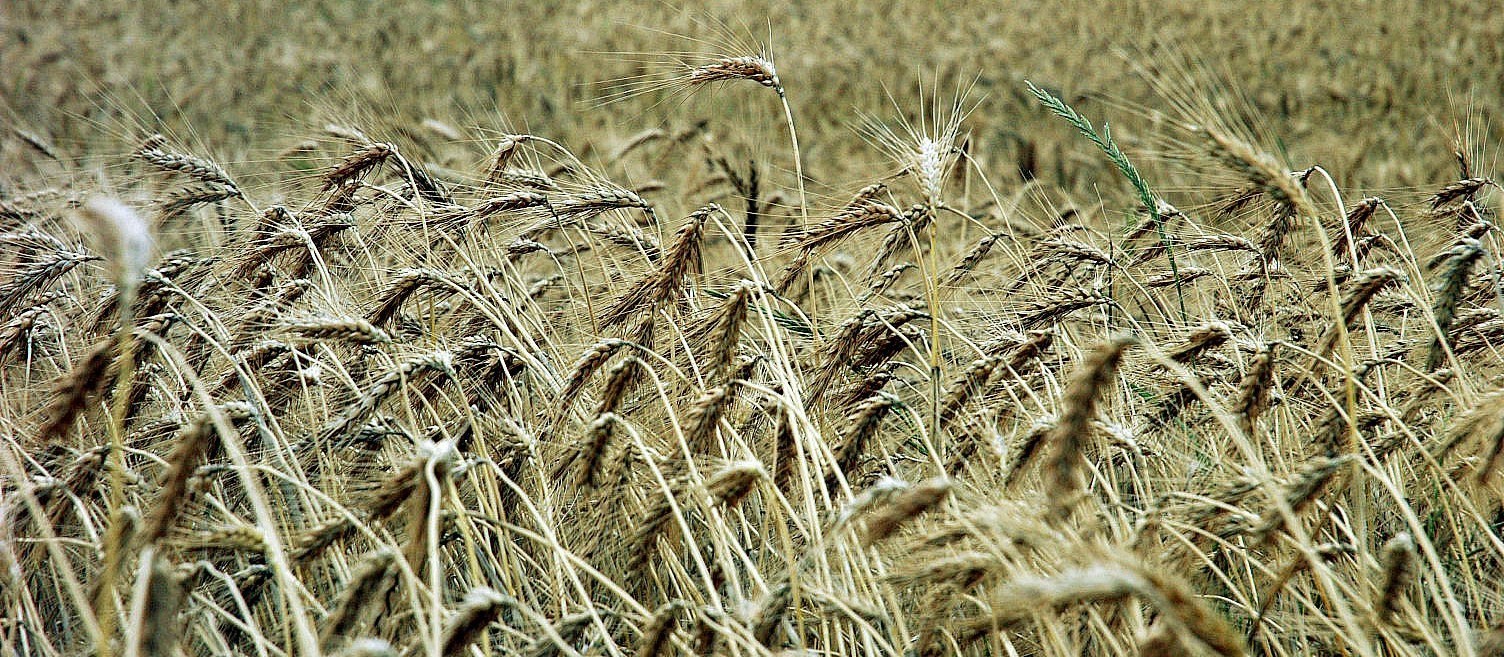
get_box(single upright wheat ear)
[1427,238,1485,371]
[134,554,187,657]
[141,405,236,545]
[483,134,533,184]
[826,392,902,493]
[1233,341,1278,437]
[1374,532,1416,626]
[555,412,621,488]
[1046,335,1134,519]
[683,383,736,455]
[559,338,632,413]
[37,338,114,443]
[694,280,759,383]
[320,548,398,649]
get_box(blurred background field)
[6,0,1502,194]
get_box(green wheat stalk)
[1026,81,1186,321]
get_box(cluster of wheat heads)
[3,53,1504,657]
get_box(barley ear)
[440,588,512,657]
[1374,532,1417,626]
[1045,335,1135,519]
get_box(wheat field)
[4,2,1504,656]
